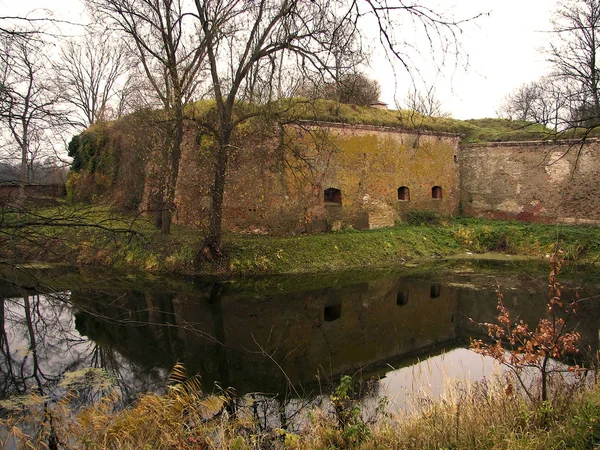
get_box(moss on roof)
[81,98,547,145]
[185,98,555,143]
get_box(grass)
[186,99,554,143]
[3,365,600,449]
[221,217,600,275]
[93,98,558,144]
[5,202,600,277]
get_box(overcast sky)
[3,0,559,120]
[371,0,559,119]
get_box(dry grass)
[3,366,600,449]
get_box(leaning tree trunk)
[202,142,228,261]
[160,104,184,234]
[17,138,28,210]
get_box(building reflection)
[2,270,599,406]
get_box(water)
[1,261,599,415]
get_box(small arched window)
[432,186,443,199]
[324,304,341,322]
[430,284,441,298]
[398,186,410,201]
[396,291,409,306]
[324,187,342,205]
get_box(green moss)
[185,99,556,143]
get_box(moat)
[2,260,599,413]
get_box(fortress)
[68,112,600,233]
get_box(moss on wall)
[67,115,461,234]
[460,140,600,224]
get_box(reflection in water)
[374,348,502,412]
[430,284,441,298]
[68,277,462,397]
[1,268,600,417]
[0,293,87,401]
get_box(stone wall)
[172,123,461,234]
[0,184,65,199]
[69,119,460,233]
[459,139,600,224]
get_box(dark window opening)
[454,154,458,164]
[324,188,342,205]
[398,186,410,201]
[324,304,342,322]
[430,284,441,298]
[396,291,409,306]
[432,186,443,199]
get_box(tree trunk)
[18,140,27,207]
[201,143,228,261]
[541,355,549,404]
[160,104,184,234]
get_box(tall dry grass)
[3,364,599,449]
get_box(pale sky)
[370,0,558,119]
[3,0,559,120]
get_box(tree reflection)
[0,289,171,415]
[0,292,86,402]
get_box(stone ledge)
[295,120,463,138]
[460,138,600,149]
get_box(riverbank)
[3,367,600,449]
[4,203,600,276]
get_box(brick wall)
[172,123,461,234]
[459,139,600,224]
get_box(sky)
[2,0,560,120]
[370,0,559,119]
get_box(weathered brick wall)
[71,120,460,233]
[459,140,600,224]
[173,123,461,234]
[0,184,65,199]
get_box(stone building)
[171,122,461,234]
[69,115,600,232]
[459,139,600,224]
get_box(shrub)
[406,210,442,226]
[470,249,585,409]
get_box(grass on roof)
[184,98,556,143]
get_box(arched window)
[432,186,443,199]
[396,291,409,306]
[324,304,342,321]
[430,284,441,298]
[324,187,342,205]
[398,186,410,201]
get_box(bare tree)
[498,82,543,122]
[298,71,381,106]
[194,0,349,258]
[498,77,575,132]
[193,0,473,258]
[337,72,381,106]
[54,29,133,128]
[403,86,449,118]
[0,33,66,201]
[548,0,600,127]
[86,0,207,234]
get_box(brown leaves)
[470,249,582,403]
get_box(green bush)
[406,210,442,226]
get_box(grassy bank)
[4,203,600,276]
[3,368,600,449]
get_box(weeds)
[3,364,600,448]
[329,376,372,445]
[406,210,442,226]
[470,247,589,430]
